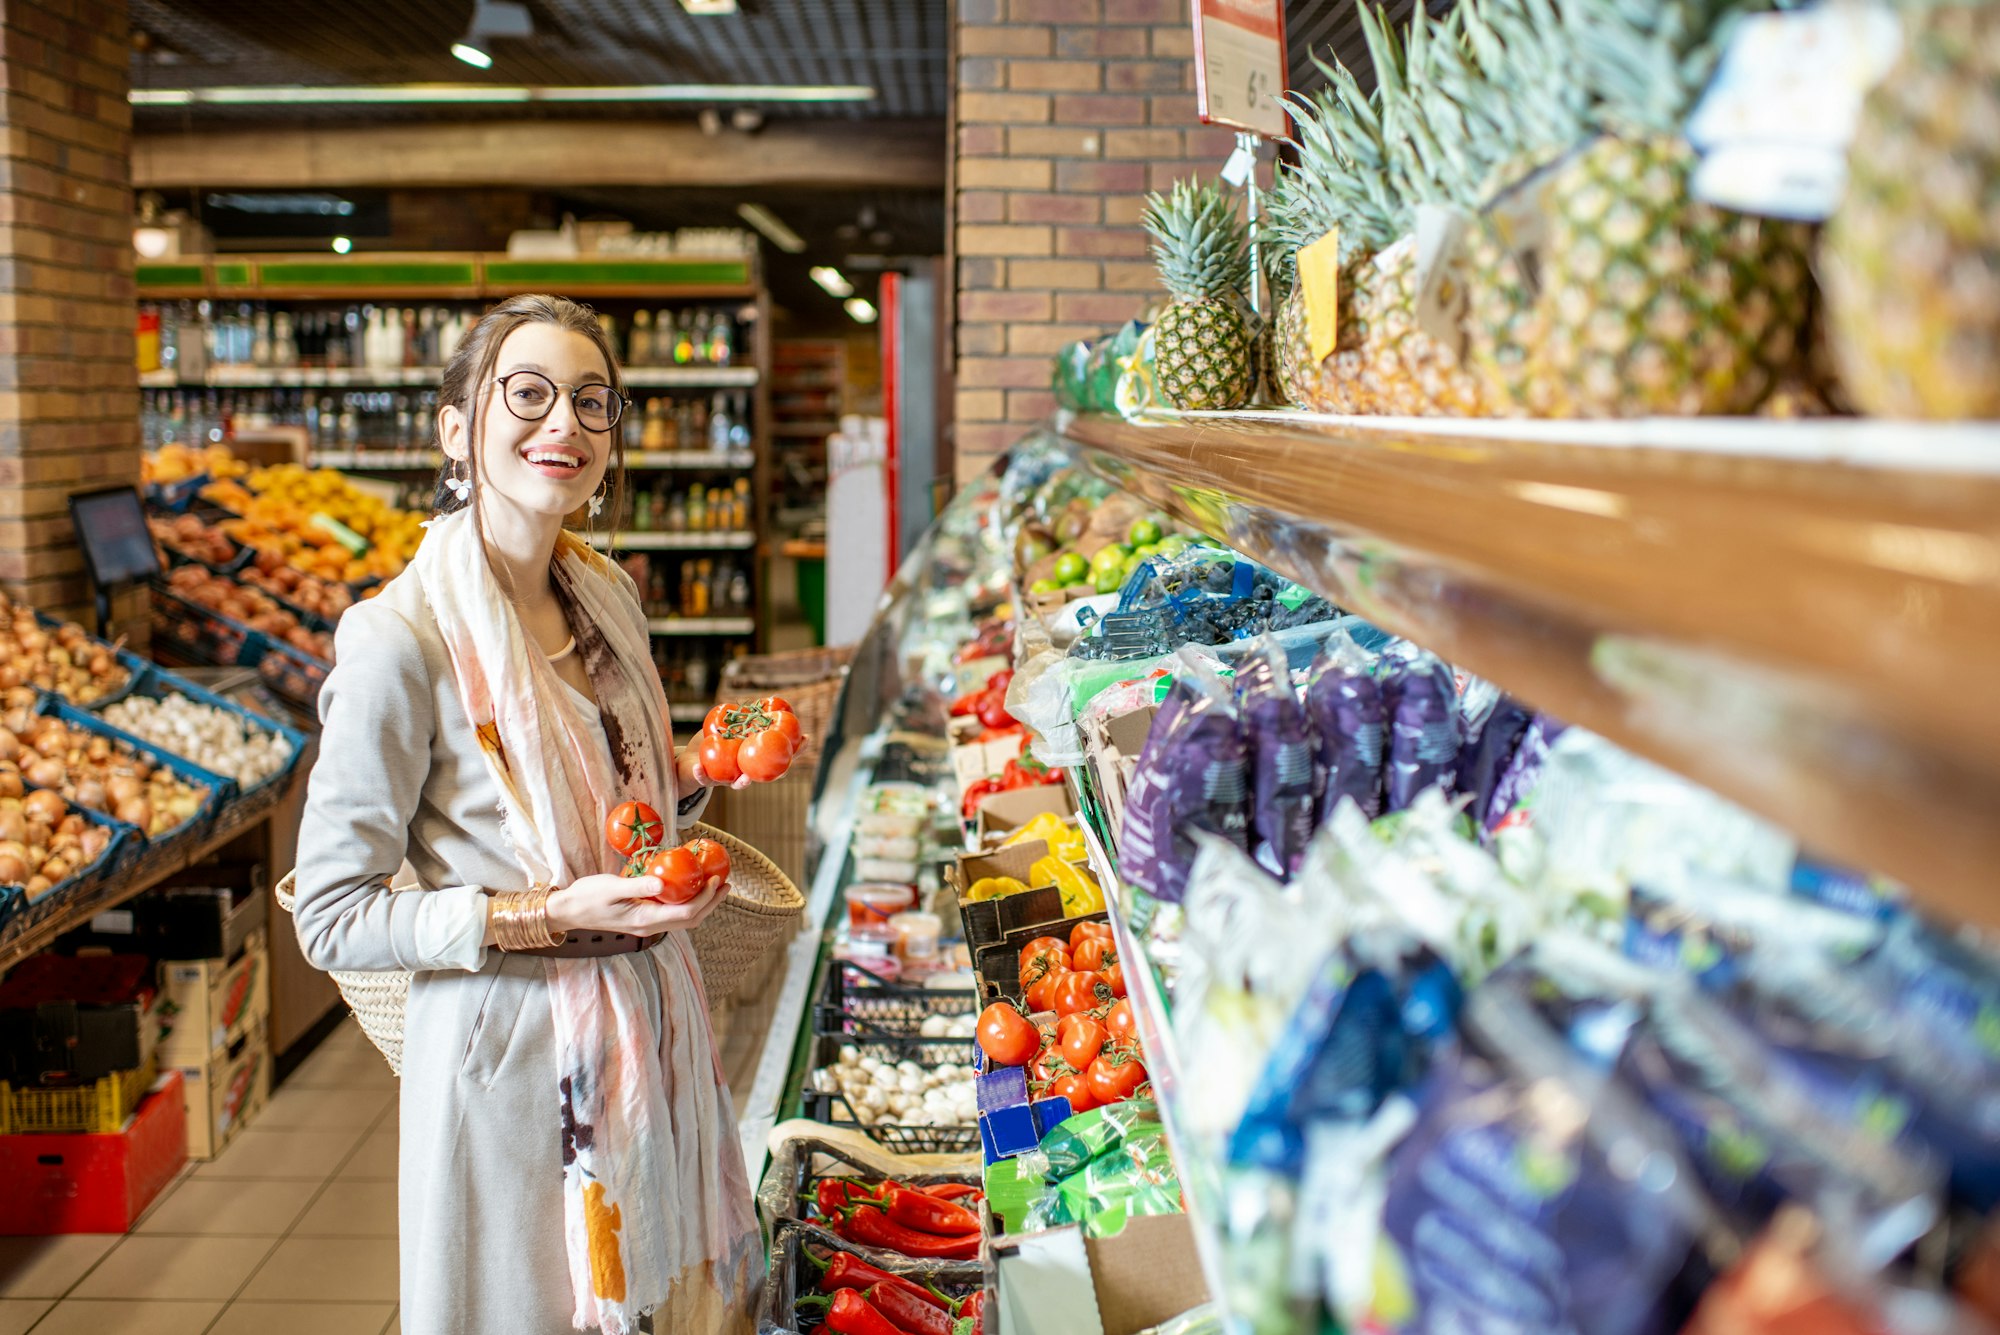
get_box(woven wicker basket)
[275,822,803,1077]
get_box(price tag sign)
[1193,0,1290,140]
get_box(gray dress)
[291,571,710,1335]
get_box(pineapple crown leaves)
[1277,50,1403,254]
[1563,0,1779,137]
[1140,178,1253,303]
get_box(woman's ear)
[438,401,468,462]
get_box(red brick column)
[951,0,1237,481]
[0,0,138,623]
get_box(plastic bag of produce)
[1053,338,1093,411]
[1305,626,1385,823]
[1119,650,1250,905]
[1377,644,1461,813]
[1236,635,1317,879]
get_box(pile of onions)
[0,714,210,838]
[164,567,335,662]
[101,692,293,788]
[0,596,127,705]
[0,785,114,897]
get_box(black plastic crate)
[760,1219,983,1335]
[766,1133,982,1230]
[800,1029,981,1156]
[814,959,979,1039]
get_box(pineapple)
[1513,0,1814,417]
[1141,180,1255,411]
[1821,1,2000,419]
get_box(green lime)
[1157,534,1192,558]
[1132,543,1163,564]
[1051,552,1087,585]
[1127,517,1164,548]
[1089,544,1129,576]
[1029,577,1063,595]
[1094,566,1125,595]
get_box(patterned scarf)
[414,509,757,1334]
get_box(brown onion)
[114,797,152,829]
[22,790,65,826]
[72,780,105,812]
[24,758,63,789]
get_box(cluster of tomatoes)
[604,799,730,905]
[697,695,802,785]
[975,920,1149,1115]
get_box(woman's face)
[443,322,616,525]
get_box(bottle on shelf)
[727,562,750,612]
[641,398,670,451]
[706,487,725,531]
[686,483,706,532]
[632,489,652,531]
[630,310,653,367]
[733,477,752,530]
[672,311,694,366]
[664,489,684,532]
[136,307,161,374]
[709,311,733,367]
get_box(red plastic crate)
[0,1071,187,1234]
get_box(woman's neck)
[476,496,562,608]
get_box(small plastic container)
[860,782,929,816]
[857,811,924,840]
[854,834,921,862]
[889,911,943,970]
[855,857,919,885]
[845,882,916,934]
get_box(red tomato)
[1073,937,1116,973]
[976,1003,1040,1067]
[1105,998,1138,1047]
[644,846,705,904]
[1018,942,1070,989]
[1101,960,1127,999]
[757,695,793,717]
[703,703,733,735]
[1049,1072,1100,1114]
[1057,1014,1107,1072]
[739,728,796,782]
[603,801,664,858]
[1025,967,1068,1015]
[766,709,803,749]
[1021,935,1070,960]
[1069,921,1113,952]
[689,838,731,887]
[1029,1045,1069,1088]
[1086,1048,1148,1104]
[1052,970,1106,1018]
[698,733,741,783]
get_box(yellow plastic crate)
[0,1058,157,1135]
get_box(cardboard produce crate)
[155,928,269,1066]
[0,1071,187,1234]
[174,1019,271,1160]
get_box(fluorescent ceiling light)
[133,226,172,259]
[810,266,853,298]
[736,203,805,254]
[450,42,493,69]
[131,83,874,107]
[680,0,739,11]
[844,298,877,324]
[331,236,353,254]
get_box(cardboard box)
[1083,705,1158,842]
[974,913,1111,1004]
[175,1021,271,1161]
[950,841,1058,957]
[952,655,1011,698]
[991,1213,1211,1335]
[951,731,1027,797]
[0,1071,188,1234]
[971,785,1078,848]
[155,929,269,1067]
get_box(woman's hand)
[545,872,728,938]
[681,744,753,792]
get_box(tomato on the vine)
[1057,1014,1107,1072]
[1073,936,1115,973]
[1050,1072,1100,1114]
[1069,921,1113,952]
[703,703,732,735]
[1021,935,1070,961]
[698,733,742,784]
[739,728,796,783]
[1025,966,1068,1015]
[1028,1046,1069,1089]
[1052,970,1106,1018]
[689,838,731,887]
[644,845,705,904]
[1085,1047,1148,1104]
[757,695,793,717]
[1101,960,1127,999]
[976,1003,1040,1067]
[1105,998,1138,1047]
[603,801,664,858]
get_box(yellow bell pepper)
[1030,856,1105,917]
[1002,811,1088,863]
[965,875,1031,903]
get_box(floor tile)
[70,1236,271,1301]
[240,1238,398,1303]
[291,1179,397,1238]
[193,1127,367,1182]
[336,1125,398,1182]
[0,1300,49,1335]
[254,1085,395,1133]
[0,1236,118,1299]
[27,1299,220,1335]
[135,1177,321,1237]
[209,1300,397,1335]
[287,1046,397,1092]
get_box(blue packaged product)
[1381,651,1461,813]
[1790,856,1905,923]
[1236,636,1317,878]
[1117,671,1250,904]
[1305,627,1384,822]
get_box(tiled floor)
[0,1022,400,1335]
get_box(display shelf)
[646,617,754,636]
[303,448,754,472]
[146,365,756,391]
[136,252,757,300]
[1060,408,2000,928]
[308,449,440,470]
[627,450,755,470]
[588,530,755,551]
[623,366,758,389]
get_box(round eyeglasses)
[493,371,626,432]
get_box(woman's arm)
[292,599,491,973]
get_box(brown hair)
[431,293,628,564]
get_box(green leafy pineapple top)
[1142,179,1252,305]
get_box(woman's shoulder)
[330,571,440,686]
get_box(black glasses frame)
[492,371,626,432]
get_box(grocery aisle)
[0,1021,398,1335]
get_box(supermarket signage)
[1192,0,1289,140]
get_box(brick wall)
[0,0,139,627]
[951,0,1239,481]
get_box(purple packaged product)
[1458,697,1532,827]
[1237,637,1317,878]
[1305,628,1384,822]
[1117,675,1250,904]
[1484,714,1566,836]
[1382,651,1461,814]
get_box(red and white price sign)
[1192,0,1289,139]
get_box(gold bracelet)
[490,884,565,951]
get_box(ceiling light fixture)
[844,297,877,324]
[131,83,875,106]
[736,203,806,254]
[810,266,854,298]
[133,226,172,259]
[450,41,493,68]
[680,0,739,13]
[331,236,353,254]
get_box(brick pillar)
[951,0,1238,481]
[0,0,138,622]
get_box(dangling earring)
[446,459,471,503]
[587,482,606,519]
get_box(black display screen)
[69,487,162,588]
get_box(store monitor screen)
[69,486,161,588]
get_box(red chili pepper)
[920,1183,983,1203]
[884,1185,981,1237]
[865,1282,955,1335]
[958,1290,987,1335]
[841,1203,980,1260]
[814,1178,883,1218]
[824,1289,906,1335]
[816,1252,949,1313]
